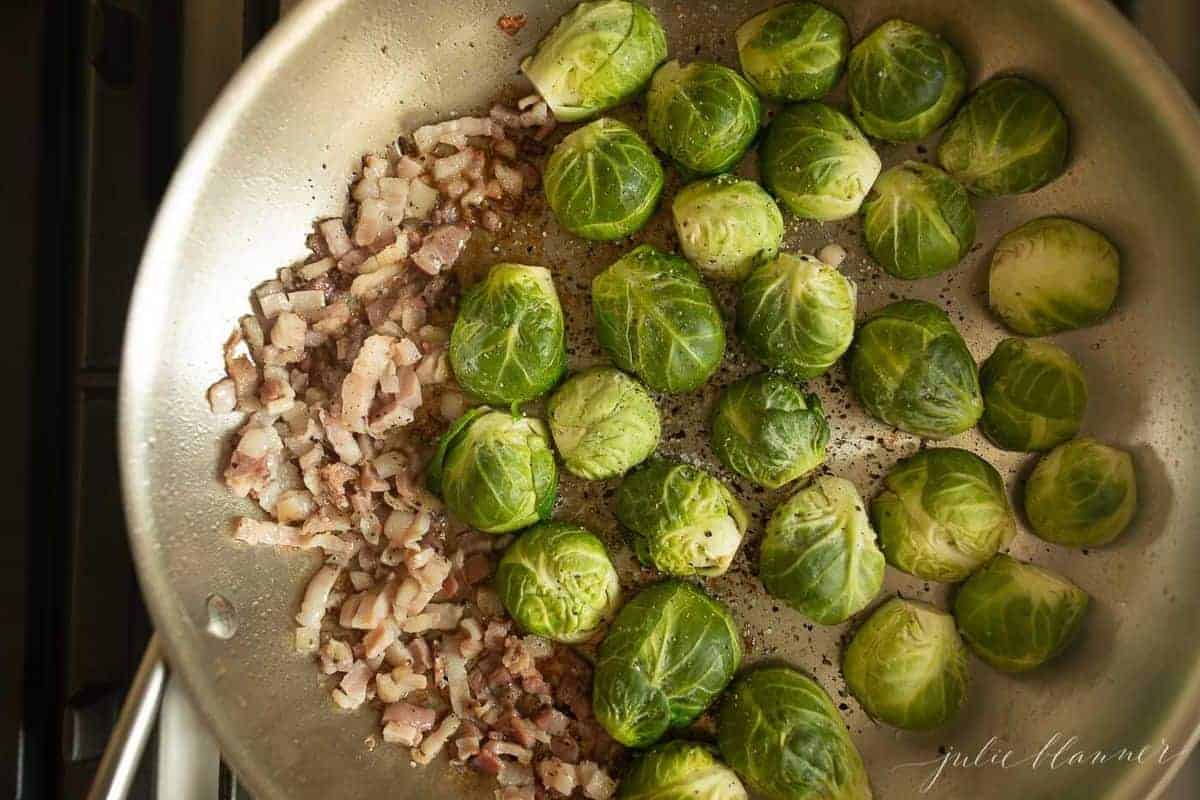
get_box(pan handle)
[86,634,167,800]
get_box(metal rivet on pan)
[205,593,238,640]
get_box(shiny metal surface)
[119,1,1200,798]
[86,635,165,800]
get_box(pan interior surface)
[119,1,1200,798]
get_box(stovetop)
[7,1,1198,799]
[12,2,286,798]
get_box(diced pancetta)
[296,565,340,628]
[411,225,469,275]
[319,218,353,258]
[207,378,237,414]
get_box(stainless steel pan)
[117,1,1200,798]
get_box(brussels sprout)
[449,264,566,405]
[760,102,881,221]
[979,338,1087,452]
[760,476,885,625]
[495,521,621,643]
[672,176,784,281]
[1024,437,1137,547]
[870,447,1015,582]
[594,580,742,747]
[842,597,969,730]
[593,245,726,393]
[711,373,830,489]
[861,161,975,279]
[847,19,967,143]
[954,554,1089,672]
[616,459,748,577]
[646,60,763,176]
[736,253,856,380]
[547,367,661,480]
[718,666,872,800]
[426,407,557,534]
[937,76,1069,196]
[521,0,667,122]
[544,118,665,241]
[735,2,850,102]
[988,217,1120,336]
[619,740,748,800]
[848,299,983,439]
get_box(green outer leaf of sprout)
[521,0,668,122]
[979,337,1088,452]
[546,366,661,480]
[937,76,1069,196]
[760,102,882,221]
[718,666,873,800]
[861,161,976,279]
[760,476,885,625]
[495,521,621,643]
[848,299,983,438]
[736,252,856,380]
[449,263,567,405]
[870,447,1015,582]
[1024,437,1138,547]
[425,407,557,534]
[617,740,748,800]
[736,1,850,102]
[592,244,726,393]
[646,60,763,175]
[544,118,665,241]
[594,580,742,748]
[615,459,748,578]
[842,597,969,730]
[954,554,1090,672]
[710,372,830,489]
[671,175,785,281]
[847,19,967,143]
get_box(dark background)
[2,1,1196,798]
[4,3,280,797]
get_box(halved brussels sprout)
[616,459,748,577]
[718,666,872,800]
[842,597,969,730]
[848,299,983,439]
[954,554,1089,673]
[594,580,742,747]
[760,476,885,625]
[736,253,856,380]
[979,338,1087,452]
[619,740,748,800]
[847,19,967,143]
[870,447,1015,582]
[861,161,975,279]
[547,367,661,480]
[593,245,726,393]
[735,2,850,102]
[426,407,557,534]
[760,102,881,221]
[937,76,1069,196]
[521,0,667,122]
[1024,437,1137,547]
[988,217,1120,336]
[672,175,784,281]
[711,373,830,489]
[544,118,665,241]
[449,264,566,405]
[496,522,621,643]
[646,60,763,175]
